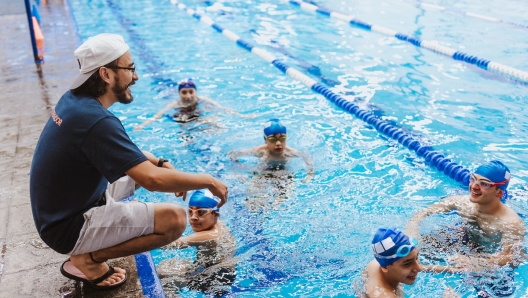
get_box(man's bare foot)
[70,253,127,287]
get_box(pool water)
[68,0,528,296]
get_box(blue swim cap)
[474,160,511,191]
[178,78,197,91]
[372,228,417,267]
[263,118,287,139]
[189,189,220,212]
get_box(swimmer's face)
[469,173,503,204]
[188,207,218,232]
[382,248,421,285]
[179,88,197,103]
[265,134,286,156]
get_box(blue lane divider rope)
[170,0,472,187]
[135,252,166,298]
[411,1,528,30]
[289,0,528,83]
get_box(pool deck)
[0,1,144,297]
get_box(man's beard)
[113,75,135,104]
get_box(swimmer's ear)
[496,188,504,199]
[380,266,389,273]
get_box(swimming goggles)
[187,208,216,217]
[266,135,287,143]
[469,174,509,189]
[179,81,196,88]
[374,238,418,259]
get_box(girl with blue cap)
[362,228,422,297]
[405,161,525,281]
[134,78,253,129]
[157,189,236,296]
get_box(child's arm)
[162,226,221,249]
[200,96,255,119]
[287,147,314,183]
[229,146,264,161]
[300,152,314,183]
[134,101,179,131]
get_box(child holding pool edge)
[158,189,236,296]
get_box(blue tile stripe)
[170,0,473,187]
[288,0,528,83]
[135,252,166,298]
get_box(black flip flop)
[60,259,127,290]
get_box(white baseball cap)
[70,33,130,89]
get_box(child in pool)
[229,118,314,183]
[229,118,314,212]
[361,228,422,298]
[157,189,236,296]
[135,78,252,130]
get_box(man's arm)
[126,161,228,206]
[405,196,461,239]
[134,101,179,131]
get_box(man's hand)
[174,192,187,201]
[208,176,228,207]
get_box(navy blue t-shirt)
[30,91,147,254]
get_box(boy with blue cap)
[230,118,314,183]
[158,189,236,296]
[135,78,252,129]
[406,160,525,272]
[363,228,422,297]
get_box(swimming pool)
[68,0,528,296]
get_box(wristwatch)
[157,158,169,167]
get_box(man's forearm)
[142,170,216,193]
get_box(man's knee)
[154,204,187,241]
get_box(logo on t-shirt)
[51,110,63,126]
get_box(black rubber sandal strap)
[89,266,115,285]
[89,252,105,264]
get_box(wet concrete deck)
[0,1,143,297]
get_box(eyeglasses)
[469,174,508,189]
[179,81,196,88]
[107,64,136,74]
[266,135,287,143]
[374,238,418,259]
[187,208,213,217]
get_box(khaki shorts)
[68,176,155,256]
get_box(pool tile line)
[170,0,474,189]
[289,0,528,84]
